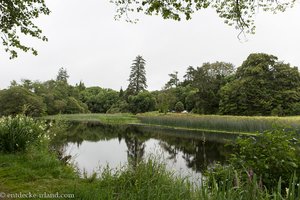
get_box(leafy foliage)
[0,0,50,58]
[174,101,184,112]
[156,92,169,114]
[190,62,234,114]
[128,91,156,114]
[112,0,296,34]
[0,115,45,153]
[219,53,300,116]
[80,87,119,113]
[107,100,129,113]
[230,128,300,189]
[0,86,46,117]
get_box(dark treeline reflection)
[52,122,233,173]
[158,138,231,173]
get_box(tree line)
[1,52,300,117]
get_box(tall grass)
[138,114,300,133]
[202,169,300,200]
[73,159,197,200]
[70,158,300,200]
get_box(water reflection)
[124,130,146,169]
[53,122,234,178]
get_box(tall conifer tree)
[127,55,147,95]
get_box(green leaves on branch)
[111,0,296,34]
[230,127,300,189]
[0,0,50,59]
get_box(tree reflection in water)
[158,136,231,173]
[52,122,233,174]
[122,126,147,169]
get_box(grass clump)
[0,115,45,153]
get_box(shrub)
[174,101,184,112]
[128,92,156,114]
[0,115,45,153]
[230,128,300,189]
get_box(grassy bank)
[42,112,300,134]
[0,146,199,199]
[42,113,139,124]
[138,113,300,133]
[2,147,300,200]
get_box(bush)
[107,100,129,113]
[174,101,184,112]
[0,115,45,153]
[128,92,156,114]
[230,128,300,189]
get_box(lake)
[53,121,237,183]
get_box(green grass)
[42,112,300,134]
[0,146,77,193]
[1,148,300,200]
[0,145,198,199]
[42,113,139,124]
[138,113,300,133]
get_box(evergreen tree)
[76,81,86,91]
[183,66,196,86]
[165,71,179,89]
[56,67,69,83]
[119,87,124,98]
[127,55,147,95]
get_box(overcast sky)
[1,0,300,91]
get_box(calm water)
[54,122,235,182]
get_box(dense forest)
[1,52,300,117]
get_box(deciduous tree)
[0,86,46,117]
[0,0,50,58]
[112,0,296,34]
[192,62,234,114]
[219,53,300,116]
